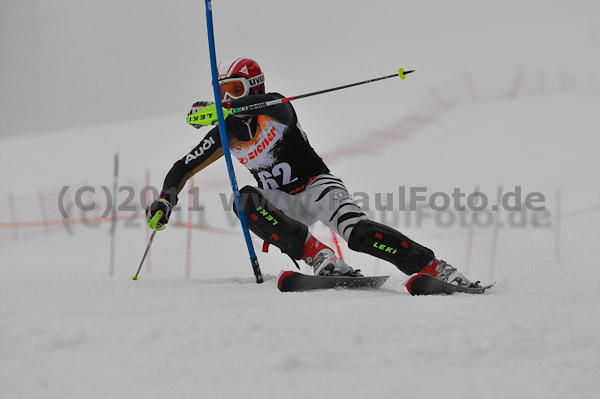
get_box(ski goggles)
[219,74,264,101]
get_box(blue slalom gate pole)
[203,0,263,283]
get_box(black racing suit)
[159,93,435,275]
[160,93,329,205]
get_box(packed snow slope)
[2,1,600,399]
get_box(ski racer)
[146,57,477,288]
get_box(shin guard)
[348,220,434,275]
[234,186,308,260]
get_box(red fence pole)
[330,229,344,261]
[38,191,49,232]
[185,178,194,278]
[8,194,18,241]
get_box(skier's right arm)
[146,125,224,230]
[162,126,224,204]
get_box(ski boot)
[312,247,361,276]
[420,259,480,287]
[302,235,360,277]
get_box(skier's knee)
[234,186,308,260]
[233,186,265,215]
[348,219,434,274]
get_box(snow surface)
[2,1,600,398]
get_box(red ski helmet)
[217,57,265,101]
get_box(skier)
[146,57,477,288]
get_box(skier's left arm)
[230,93,295,125]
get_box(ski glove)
[186,101,233,127]
[146,198,173,231]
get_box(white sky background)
[1,0,599,138]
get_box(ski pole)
[187,69,414,124]
[131,211,162,281]
[230,68,415,114]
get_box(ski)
[277,270,389,292]
[406,273,494,296]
